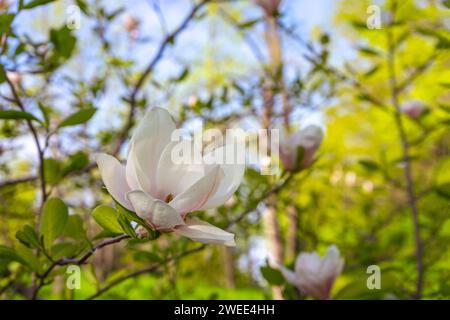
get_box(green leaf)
[444,0,450,9]
[93,230,120,240]
[63,214,86,240]
[57,108,96,128]
[260,265,285,286]
[22,0,57,9]
[117,214,137,238]
[44,158,62,185]
[15,225,41,249]
[0,110,41,122]
[435,183,450,199]
[358,46,380,56]
[0,245,27,265]
[75,0,89,15]
[175,67,189,82]
[238,19,260,29]
[115,201,159,239]
[47,25,76,67]
[358,159,380,171]
[62,151,89,176]
[0,13,15,34]
[40,198,69,247]
[50,242,79,260]
[92,205,123,234]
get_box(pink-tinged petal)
[174,218,235,246]
[131,107,176,196]
[279,266,298,287]
[155,140,204,199]
[96,153,133,211]
[126,190,184,231]
[125,142,141,190]
[201,144,245,210]
[295,252,322,275]
[169,165,224,216]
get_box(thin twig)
[386,2,424,299]
[86,244,206,300]
[31,234,130,299]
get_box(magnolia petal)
[174,218,235,246]
[126,190,184,230]
[279,266,298,287]
[169,165,224,216]
[295,252,322,275]
[125,143,141,190]
[131,107,176,196]
[320,245,344,279]
[201,144,245,210]
[155,140,205,198]
[96,153,133,211]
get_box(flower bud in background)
[255,0,281,16]
[123,14,139,39]
[6,71,22,87]
[279,245,344,300]
[400,100,425,119]
[0,0,9,12]
[279,125,324,172]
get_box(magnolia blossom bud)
[401,100,425,119]
[123,14,139,39]
[279,125,324,172]
[279,245,344,300]
[255,0,281,16]
[0,0,9,11]
[6,71,22,87]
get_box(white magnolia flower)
[279,245,344,300]
[255,0,281,16]
[279,125,324,172]
[96,107,245,246]
[401,100,425,119]
[123,14,139,39]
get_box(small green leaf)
[16,225,41,249]
[92,205,123,234]
[22,0,57,9]
[238,19,260,29]
[50,242,79,260]
[260,264,285,286]
[115,201,159,239]
[444,0,450,9]
[358,46,380,56]
[44,158,62,185]
[57,108,96,128]
[435,183,450,199]
[117,214,137,238]
[0,245,27,265]
[62,151,89,176]
[358,159,380,171]
[0,110,41,122]
[63,214,86,240]
[40,198,69,247]
[0,13,15,34]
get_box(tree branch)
[87,244,206,300]
[386,3,424,299]
[31,234,130,299]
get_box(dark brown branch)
[4,75,47,224]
